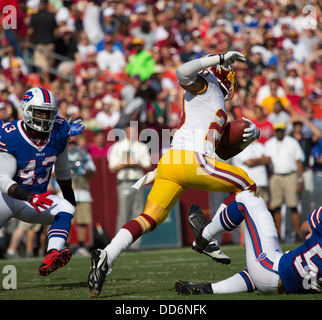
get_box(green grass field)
[0,243,320,301]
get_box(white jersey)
[171,70,227,157]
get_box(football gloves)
[68,118,85,137]
[28,191,53,213]
[218,51,246,65]
[242,117,260,142]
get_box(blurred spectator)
[4,101,18,121]
[309,78,322,119]
[68,139,96,256]
[0,103,6,121]
[96,32,126,74]
[80,107,101,132]
[252,105,274,144]
[55,27,78,77]
[55,0,75,32]
[232,141,270,204]
[264,122,305,241]
[3,59,28,87]
[289,114,321,222]
[102,7,117,34]
[180,39,198,63]
[311,138,322,209]
[7,81,26,111]
[131,20,156,51]
[125,38,155,81]
[267,100,291,129]
[256,77,285,106]
[27,0,58,84]
[88,130,111,158]
[60,81,80,109]
[76,31,96,62]
[306,42,322,78]
[284,65,304,96]
[5,222,41,258]
[74,49,99,86]
[95,95,121,130]
[260,78,292,115]
[1,46,28,75]
[108,124,151,248]
[120,74,142,105]
[282,29,307,64]
[83,0,104,45]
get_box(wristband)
[12,186,32,201]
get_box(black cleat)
[88,249,112,297]
[175,280,213,295]
[192,240,231,265]
[188,204,210,252]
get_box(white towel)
[131,168,157,190]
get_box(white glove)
[219,51,246,65]
[242,117,260,142]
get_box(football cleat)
[88,249,112,297]
[188,204,210,252]
[175,280,213,295]
[38,248,72,277]
[192,240,231,265]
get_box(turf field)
[0,243,320,301]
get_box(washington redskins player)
[88,51,260,296]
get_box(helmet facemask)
[211,65,237,101]
[25,105,57,132]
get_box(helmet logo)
[22,91,34,102]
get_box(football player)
[88,51,260,296]
[0,87,78,277]
[175,191,322,295]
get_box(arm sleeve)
[54,147,72,180]
[0,152,17,193]
[176,55,221,86]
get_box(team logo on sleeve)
[22,91,34,102]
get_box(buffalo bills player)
[0,87,81,277]
[175,191,322,295]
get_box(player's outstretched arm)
[176,51,246,93]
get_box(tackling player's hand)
[27,191,53,213]
[68,118,85,137]
[242,117,260,142]
[219,51,246,65]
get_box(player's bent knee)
[51,196,75,217]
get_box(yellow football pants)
[139,149,255,230]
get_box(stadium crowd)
[0,0,322,256]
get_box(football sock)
[104,228,133,264]
[104,214,157,264]
[211,270,255,293]
[202,200,244,241]
[47,212,73,251]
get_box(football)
[215,119,251,160]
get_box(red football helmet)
[211,64,237,101]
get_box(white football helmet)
[21,87,57,132]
